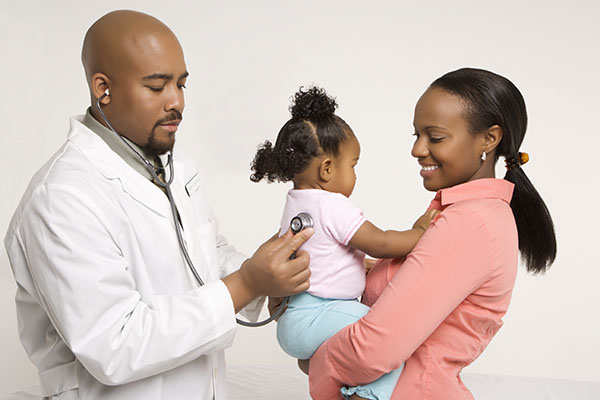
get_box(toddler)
[250,86,437,400]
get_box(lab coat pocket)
[191,219,218,281]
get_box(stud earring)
[481,152,487,162]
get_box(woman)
[307,68,557,399]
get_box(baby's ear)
[319,158,334,182]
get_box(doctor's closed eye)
[146,84,187,92]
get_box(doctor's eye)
[147,86,164,93]
[178,84,187,90]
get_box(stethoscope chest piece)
[290,212,313,234]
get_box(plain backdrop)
[1,0,599,397]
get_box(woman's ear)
[483,125,503,154]
[319,158,334,182]
[91,73,111,105]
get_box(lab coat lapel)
[67,117,173,221]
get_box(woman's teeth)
[421,165,439,171]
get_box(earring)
[481,152,487,162]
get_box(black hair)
[430,67,556,274]
[250,86,352,183]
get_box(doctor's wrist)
[222,264,259,313]
[238,259,263,298]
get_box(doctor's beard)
[143,111,181,156]
[144,130,175,156]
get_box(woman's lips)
[419,164,439,177]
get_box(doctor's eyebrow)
[142,71,189,80]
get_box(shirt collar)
[432,178,514,207]
[82,108,156,181]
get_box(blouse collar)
[433,178,514,207]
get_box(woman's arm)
[349,209,438,258]
[309,205,495,397]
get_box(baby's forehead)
[339,134,361,158]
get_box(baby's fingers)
[426,209,440,220]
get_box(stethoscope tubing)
[96,95,285,326]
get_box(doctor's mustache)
[156,110,183,125]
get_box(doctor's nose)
[164,86,185,113]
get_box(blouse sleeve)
[309,204,495,397]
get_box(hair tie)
[505,152,529,171]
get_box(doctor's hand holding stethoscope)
[222,227,313,315]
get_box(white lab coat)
[4,116,263,399]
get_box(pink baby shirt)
[279,189,366,300]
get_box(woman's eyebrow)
[414,124,449,131]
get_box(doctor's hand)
[222,228,313,313]
[268,296,287,321]
[243,228,313,297]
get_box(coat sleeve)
[212,213,266,322]
[308,205,494,398]
[17,183,238,386]
[179,150,265,322]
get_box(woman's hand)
[364,258,378,274]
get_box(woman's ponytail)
[504,165,556,273]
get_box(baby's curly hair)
[250,86,352,183]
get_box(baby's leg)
[340,367,403,400]
[278,293,403,399]
[277,292,370,360]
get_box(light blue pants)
[277,292,403,400]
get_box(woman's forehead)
[414,88,469,130]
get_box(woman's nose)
[411,136,428,158]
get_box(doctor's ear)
[91,73,111,105]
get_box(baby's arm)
[349,209,439,258]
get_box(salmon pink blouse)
[309,178,518,399]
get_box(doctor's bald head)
[82,10,188,156]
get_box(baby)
[251,86,437,399]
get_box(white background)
[1,0,599,397]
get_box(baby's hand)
[412,209,440,232]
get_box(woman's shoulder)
[438,197,518,277]
[444,196,515,234]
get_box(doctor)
[4,10,312,400]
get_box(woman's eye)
[178,84,187,90]
[430,136,444,143]
[412,131,420,138]
[148,86,164,92]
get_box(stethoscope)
[96,92,313,327]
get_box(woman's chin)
[422,179,440,192]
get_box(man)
[4,10,311,399]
